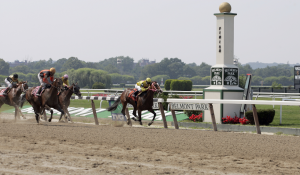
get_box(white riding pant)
[37,73,46,87]
[5,78,12,88]
[135,84,141,91]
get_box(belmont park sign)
[170,103,208,111]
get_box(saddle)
[128,89,147,101]
[128,88,138,101]
[31,86,45,97]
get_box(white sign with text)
[170,103,208,111]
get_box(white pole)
[280,105,282,124]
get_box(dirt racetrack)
[1,115,300,175]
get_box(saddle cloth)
[31,86,45,97]
[128,88,138,101]
[0,88,9,97]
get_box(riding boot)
[36,86,43,96]
[2,87,11,96]
[132,90,139,98]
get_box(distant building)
[139,58,156,67]
[9,60,28,68]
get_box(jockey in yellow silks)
[133,78,152,97]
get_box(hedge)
[245,109,275,125]
[164,79,174,90]
[167,79,193,91]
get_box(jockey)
[36,67,56,96]
[61,74,69,89]
[3,74,19,95]
[133,78,152,97]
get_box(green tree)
[0,59,10,75]
[151,75,170,83]
[104,64,119,74]
[61,57,84,71]
[195,62,211,77]
[182,65,196,78]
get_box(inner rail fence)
[68,96,300,134]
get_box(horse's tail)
[19,94,27,108]
[107,96,121,111]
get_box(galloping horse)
[22,78,64,124]
[57,83,81,123]
[107,81,162,126]
[0,81,28,120]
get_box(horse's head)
[17,81,28,92]
[72,83,81,97]
[149,81,163,94]
[53,78,63,93]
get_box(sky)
[0,0,299,65]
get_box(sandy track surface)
[0,116,300,175]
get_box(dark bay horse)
[0,81,28,120]
[57,83,81,123]
[107,81,162,126]
[22,78,64,124]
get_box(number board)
[224,68,238,86]
[211,68,222,85]
[294,66,300,89]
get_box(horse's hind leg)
[131,106,138,121]
[147,108,156,126]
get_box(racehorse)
[22,78,64,124]
[0,81,28,120]
[57,83,81,123]
[107,81,162,126]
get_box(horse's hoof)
[48,119,51,122]
[140,122,143,125]
[58,120,65,123]
[148,122,152,126]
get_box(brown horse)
[107,81,162,126]
[57,83,81,123]
[0,81,28,120]
[22,78,64,124]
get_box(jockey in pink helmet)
[61,74,69,89]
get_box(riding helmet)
[50,67,56,74]
[13,74,18,79]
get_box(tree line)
[0,56,296,87]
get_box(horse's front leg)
[54,105,64,122]
[138,109,143,125]
[66,108,73,123]
[44,105,53,122]
[147,108,156,126]
[18,107,26,119]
